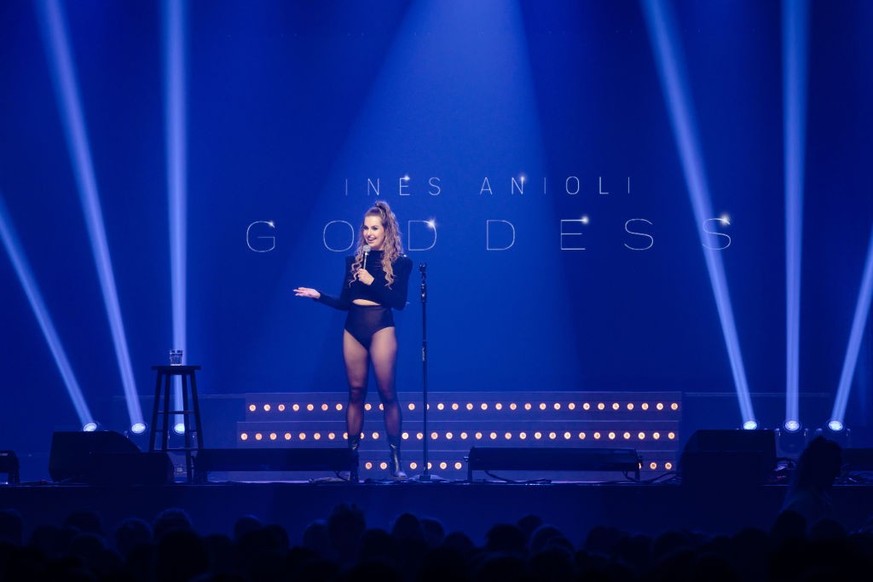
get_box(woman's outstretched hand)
[294,287,320,299]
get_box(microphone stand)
[412,262,442,482]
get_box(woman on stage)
[295,201,413,480]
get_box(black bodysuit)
[318,250,413,347]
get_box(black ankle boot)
[388,436,407,480]
[348,434,361,483]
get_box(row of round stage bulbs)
[247,401,681,413]
[353,459,674,473]
[239,430,677,443]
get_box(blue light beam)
[36,0,144,429]
[0,193,95,428]
[641,0,757,427]
[163,0,189,433]
[830,226,873,426]
[783,0,810,433]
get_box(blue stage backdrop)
[2,1,873,464]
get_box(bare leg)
[342,330,369,439]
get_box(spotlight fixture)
[776,423,808,458]
[130,422,147,435]
[815,422,851,448]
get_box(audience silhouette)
[2,437,872,580]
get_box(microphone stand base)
[408,472,448,482]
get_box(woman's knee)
[348,386,367,404]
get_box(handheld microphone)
[362,244,371,270]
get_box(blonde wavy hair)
[350,201,404,286]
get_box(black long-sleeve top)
[317,250,412,311]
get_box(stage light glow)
[131,423,147,435]
[263,404,271,412]
[306,404,314,412]
[270,433,277,441]
[240,433,248,441]
[293,404,300,411]
[83,422,98,432]
[783,0,810,439]
[642,0,757,428]
[278,404,286,412]
[830,227,873,427]
[162,0,190,432]
[0,194,96,428]
[426,219,436,229]
[36,0,145,432]
[828,420,844,432]
[784,420,801,432]
[285,433,291,440]
[248,404,256,412]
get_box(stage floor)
[3,478,873,545]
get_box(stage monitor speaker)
[680,429,776,487]
[0,450,20,485]
[194,448,354,481]
[49,430,141,483]
[466,447,641,481]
